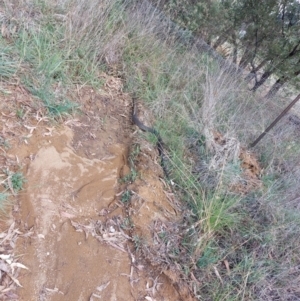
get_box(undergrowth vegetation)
[0,192,9,214]
[1,0,300,300]
[0,170,25,216]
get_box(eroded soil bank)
[18,127,131,300]
[0,77,193,300]
[14,81,134,300]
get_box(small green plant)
[120,144,140,183]
[4,172,26,193]
[11,172,25,192]
[25,80,78,117]
[120,217,134,230]
[16,108,25,119]
[0,192,9,214]
[121,190,132,203]
[133,235,144,251]
[120,168,138,184]
[196,242,219,268]
[0,136,10,149]
[144,131,159,146]
[201,193,239,236]
[0,40,18,78]
[45,100,78,116]
[128,144,140,165]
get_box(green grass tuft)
[0,38,18,79]
[10,172,25,192]
[0,192,9,214]
[121,190,132,203]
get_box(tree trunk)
[265,69,300,98]
[250,44,300,92]
[251,70,272,91]
[245,59,269,82]
[206,34,213,46]
[265,76,288,98]
[213,34,228,49]
[213,27,234,49]
[239,47,253,68]
[232,33,238,64]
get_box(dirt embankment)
[0,76,195,300]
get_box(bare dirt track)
[0,75,193,301]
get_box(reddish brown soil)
[0,77,194,300]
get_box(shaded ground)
[0,75,192,300]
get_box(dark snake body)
[132,101,169,178]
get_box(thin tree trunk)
[251,43,300,91]
[239,47,253,68]
[213,27,234,49]
[232,33,238,64]
[245,59,269,82]
[251,70,272,91]
[213,34,228,49]
[206,35,213,46]
[265,76,288,98]
[265,69,300,98]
